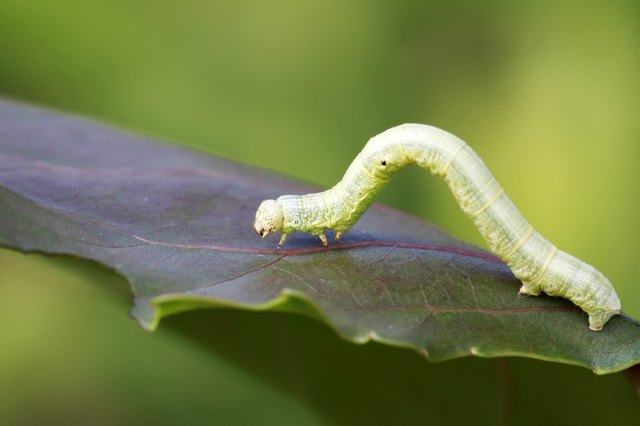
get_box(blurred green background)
[1,0,639,424]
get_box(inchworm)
[253,124,621,330]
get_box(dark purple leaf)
[1,99,639,373]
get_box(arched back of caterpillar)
[253,124,621,331]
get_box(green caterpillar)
[253,124,622,331]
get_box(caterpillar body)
[253,124,622,331]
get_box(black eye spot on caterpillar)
[253,124,622,331]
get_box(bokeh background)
[1,0,639,424]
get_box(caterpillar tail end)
[588,309,621,332]
[518,280,621,331]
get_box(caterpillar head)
[253,199,284,238]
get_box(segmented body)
[256,124,621,330]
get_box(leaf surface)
[1,99,639,373]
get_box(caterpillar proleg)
[253,124,622,330]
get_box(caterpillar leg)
[278,233,289,246]
[318,233,329,247]
[588,310,616,332]
[334,231,343,241]
[518,281,542,296]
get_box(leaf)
[1,99,639,374]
